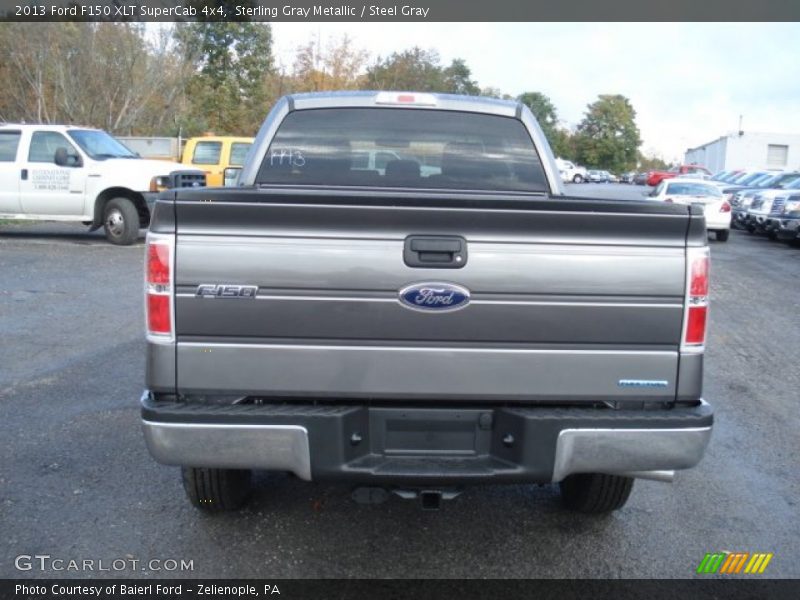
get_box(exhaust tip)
[619,470,675,483]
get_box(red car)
[646,164,711,187]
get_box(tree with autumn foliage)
[290,34,369,92]
[0,22,189,134]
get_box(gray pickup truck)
[141,91,713,514]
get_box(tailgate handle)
[404,235,467,269]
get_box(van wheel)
[181,467,251,512]
[715,230,730,242]
[572,174,584,183]
[103,197,140,245]
[560,473,634,513]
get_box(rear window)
[192,141,222,165]
[229,142,251,167]
[665,182,722,197]
[256,108,547,192]
[0,131,21,161]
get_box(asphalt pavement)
[1,185,798,578]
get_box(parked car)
[555,158,588,183]
[728,172,800,227]
[731,189,765,229]
[586,169,608,183]
[0,124,205,244]
[744,184,800,237]
[182,136,254,187]
[764,193,800,242]
[633,172,648,185]
[730,180,793,230]
[646,164,712,187]
[605,171,619,183]
[140,91,713,515]
[620,171,636,184]
[646,178,731,241]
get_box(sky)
[270,22,800,162]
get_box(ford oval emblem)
[398,282,470,312]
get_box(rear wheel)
[572,174,584,183]
[181,467,252,512]
[560,473,634,514]
[103,197,140,245]
[715,229,730,242]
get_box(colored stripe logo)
[697,552,773,574]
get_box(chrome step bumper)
[141,392,712,484]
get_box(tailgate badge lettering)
[196,284,258,298]
[618,379,669,388]
[398,282,470,312]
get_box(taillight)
[145,233,174,342]
[682,247,710,350]
[720,201,731,213]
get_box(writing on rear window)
[269,148,306,167]
[256,108,547,193]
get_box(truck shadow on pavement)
[0,223,145,245]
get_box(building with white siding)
[684,131,800,173]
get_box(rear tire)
[181,467,251,512]
[560,473,634,514]
[715,229,730,242]
[572,174,584,183]
[103,197,140,246]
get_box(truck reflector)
[147,294,171,335]
[145,233,175,342]
[682,247,710,350]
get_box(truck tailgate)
[172,189,690,403]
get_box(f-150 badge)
[399,282,470,312]
[196,284,258,298]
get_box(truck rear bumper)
[141,392,712,485]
